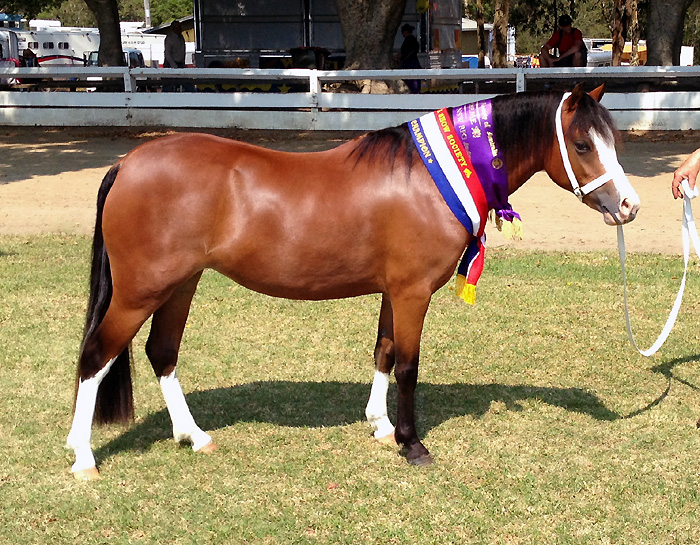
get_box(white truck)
[0,28,20,62]
[0,29,20,86]
[0,27,165,67]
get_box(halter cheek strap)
[555,92,614,202]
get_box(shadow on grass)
[651,354,700,392]
[622,354,700,420]
[94,380,620,460]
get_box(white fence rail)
[1,66,700,130]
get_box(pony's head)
[546,84,640,225]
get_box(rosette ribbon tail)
[495,208,523,240]
[455,235,486,305]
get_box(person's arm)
[540,31,558,55]
[539,33,557,58]
[559,30,583,59]
[672,148,700,199]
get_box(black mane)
[351,90,619,173]
[350,125,416,171]
[491,90,618,170]
[566,92,619,144]
[491,91,559,169]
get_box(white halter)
[555,92,619,202]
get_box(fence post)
[516,69,526,92]
[123,67,135,93]
[309,70,320,124]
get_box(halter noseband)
[555,92,618,202]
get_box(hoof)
[401,443,434,466]
[408,453,434,466]
[73,467,100,481]
[196,441,218,454]
[375,432,396,446]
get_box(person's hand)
[672,148,700,199]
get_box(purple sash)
[453,100,520,223]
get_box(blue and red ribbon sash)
[409,101,523,304]
[409,108,488,236]
[455,234,486,305]
[409,108,489,304]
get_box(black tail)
[75,163,134,425]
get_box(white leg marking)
[365,370,395,439]
[66,357,116,473]
[159,370,212,451]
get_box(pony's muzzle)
[601,194,640,225]
[599,172,640,225]
[591,177,640,225]
[618,196,640,224]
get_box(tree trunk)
[491,0,510,68]
[84,0,124,66]
[627,0,640,66]
[337,0,408,70]
[475,0,487,68]
[611,0,626,67]
[646,0,693,65]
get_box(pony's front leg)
[66,357,116,480]
[365,295,396,443]
[145,274,215,453]
[159,371,216,453]
[391,291,433,466]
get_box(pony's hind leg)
[145,272,216,453]
[67,302,153,479]
[365,295,396,444]
[68,356,118,479]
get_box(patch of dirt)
[1,127,699,255]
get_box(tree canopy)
[0,0,60,20]
[2,0,191,27]
[2,0,697,67]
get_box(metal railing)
[1,65,699,130]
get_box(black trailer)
[193,0,461,70]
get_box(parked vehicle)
[86,48,145,68]
[0,29,20,87]
[0,28,20,62]
[0,28,164,67]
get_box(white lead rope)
[618,179,700,356]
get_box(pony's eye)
[574,140,591,154]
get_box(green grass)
[2,235,700,544]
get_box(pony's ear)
[566,82,586,111]
[588,84,606,102]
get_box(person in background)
[398,23,421,94]
[538,15,587,68]
[164,20,185,69]
[163,20,186,92]
[21,48,38,67]
[672,148,700,199]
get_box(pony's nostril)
[619,198,639,221]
